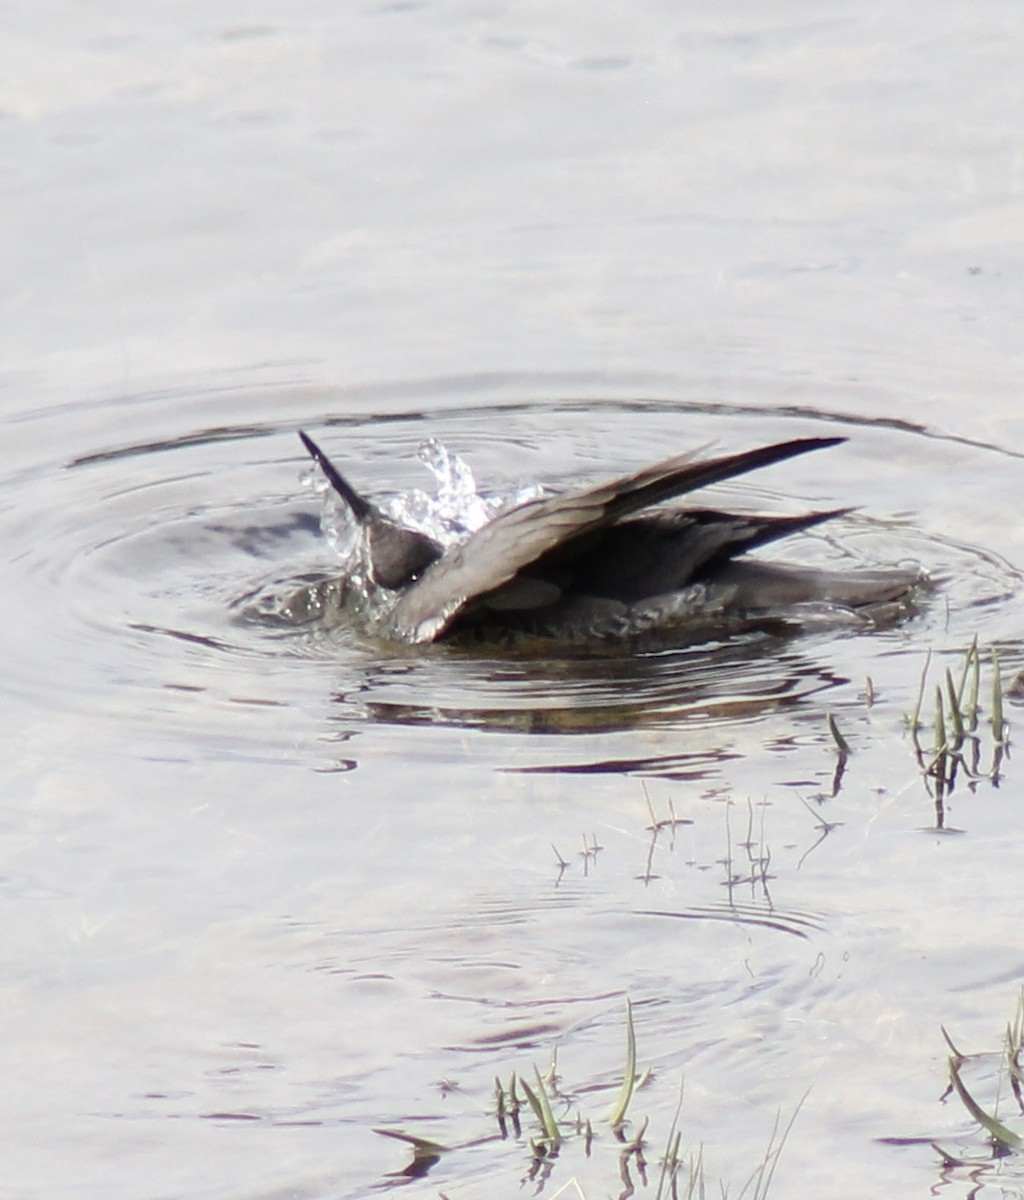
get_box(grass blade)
[826,712,851,756]
[945,668,964,748]
[992,647,1006,744]
[948,1058,1023,1151]
[609,997,638,1129]
[908,649,932,730]
[934,685,946,753]
[521,1067,561,1146]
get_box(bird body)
[298,433,924,644]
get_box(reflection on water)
[1,382,1023,1200]
[323,634,851,741]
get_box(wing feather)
[387,436,844,642]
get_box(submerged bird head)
[299,432,442,589]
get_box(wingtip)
[782,434,846,452]
[298,429,328,466]
[763,434,847,463]
[296,430,371,520]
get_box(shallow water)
[4,4,1024,1199]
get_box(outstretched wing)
[386,436,844,643]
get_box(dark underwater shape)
[298,432,926,644]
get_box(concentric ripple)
[2,380,1021,768]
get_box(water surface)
[3,4,1024,1199]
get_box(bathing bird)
[298,431,923,644]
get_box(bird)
[297,431,925,645]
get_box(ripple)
[636,901,827,940]
[2,378,1020,765]
[317,632,853,737]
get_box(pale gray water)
[3,4,1024,1199]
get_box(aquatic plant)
[906,639,1010,821]
[940,990,1024,1157]
[377,998,803,1197]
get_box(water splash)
[300,461,367,587]
[389,438,504,546]
[301,440,544,620]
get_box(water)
[3,4,1024,1199]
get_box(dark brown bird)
[298,432,924,644]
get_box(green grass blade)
[373,1127,449,1155]
[964,638,980,729]
[826,712,851,756]
[940,1024,966,1061]
[992,647,1006,744]
[521,1067,561,1146]
[655,1075,686,1200]
[955,636,977,706]
[609,996,638,1129]
[948,1058,1023,1151]
[908,649,932,730]
[945,668,964,746]
[934,685,946,753]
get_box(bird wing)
[386,436,844,643]
[593,436,845,524]
[562,507,852,603]
[299,431,372,520]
